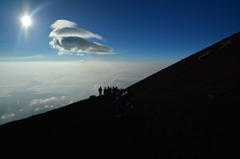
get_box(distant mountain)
[1,32,240,158]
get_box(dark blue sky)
[1,0,240,62]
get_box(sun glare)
[21,16,31,27]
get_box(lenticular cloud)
[50,20,77,29]
[50,27,103,40]
[49,20,113,55]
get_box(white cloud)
[50,37,113,55]
[1,113,15,120]
[50,27,102,40]
[60,96,65,100]
[76,53,84,56]
[49,20,113,55]
[35,105,55,111]
[29,97,57,106]
[50,19,77,29]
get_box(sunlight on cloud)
[29,97,58,106]
[50,27,102,40]
[1,113,15,120]
[60,96,65,100]
[49,20,113,55]
[50,37,113,55]
[50,19,77,29]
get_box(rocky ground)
[1,32,240,158]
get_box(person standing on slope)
[98,86,102,96]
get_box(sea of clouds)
[0,61,172,125]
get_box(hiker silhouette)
[112,87,116,97]
[104,87,107,97]
[107,86,111,98]
[98,87,102,96]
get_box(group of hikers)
[98,86,123,97]
[98,86,131,118]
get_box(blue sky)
[1,0,239,62]
[0,0,239,125]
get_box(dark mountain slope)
[1,32,240,159]
[126,32,240,158]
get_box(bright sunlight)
[21,16,31,27]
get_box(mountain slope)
[1,32,240,159]
[126,32,240,158]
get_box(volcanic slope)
[1,32,240,159]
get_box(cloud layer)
[49,20,113,55]
[0,61,173,125]
[29,97,58,106]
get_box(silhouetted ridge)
[1,32,240,159]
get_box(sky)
[0,0,239,125]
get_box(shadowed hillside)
[1,32,240,158]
